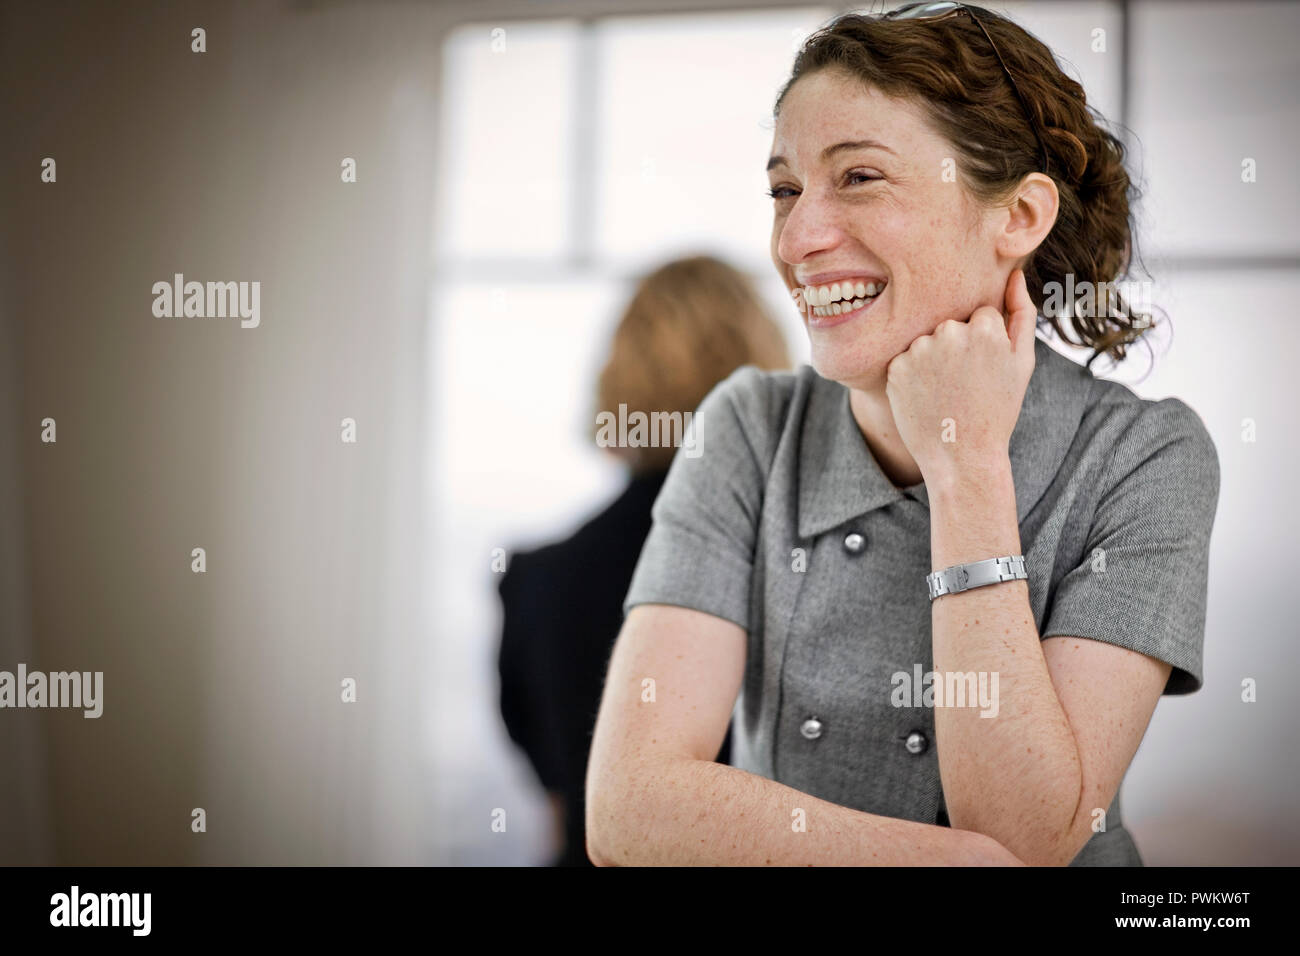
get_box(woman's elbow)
[585,776,629,866]
[584,756,630,866]
[993,819,1089,867]
[586,832,616,867]
[585,755,672,866]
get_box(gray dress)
[624,336,1220,866]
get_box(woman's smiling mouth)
[798,278,888,329]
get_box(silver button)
[905,730,928,755]
[800,717,823,740]
[843,532,866,554]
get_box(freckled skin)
[768,69,1013,394]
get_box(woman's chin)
[808,341,888,391]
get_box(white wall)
[0,0,445,864]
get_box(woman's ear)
[995,172,1059,260]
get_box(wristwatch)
[926,555,1027,601]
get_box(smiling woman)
[585,3,1220,868]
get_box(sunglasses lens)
[890,1,961,19]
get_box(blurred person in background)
[496,254,792,866]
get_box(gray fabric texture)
[624,336,1220,866]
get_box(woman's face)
[768,68,1010,392]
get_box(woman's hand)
[884,269,1038,484]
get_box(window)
[428,1,1299,865]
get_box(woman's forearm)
[586,755,1022,866]
[926,456,1082,864]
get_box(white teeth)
[810,293,884,317]
[802,279,886,306]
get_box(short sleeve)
[621,365,780,630]
[1041,398,1221,694]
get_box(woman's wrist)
[924,450,1014,502]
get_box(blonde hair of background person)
[593,255,791,474]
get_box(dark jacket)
[497,469,732,866]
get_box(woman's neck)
[849,386,924,489]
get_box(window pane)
[593,8,834,273]
[430,278,628,544]
[427,278,629,863]
[437,22,578,259]
[1132,1,1300,256]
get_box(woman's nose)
[776,191,845,266]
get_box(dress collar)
[797,336,1096,538]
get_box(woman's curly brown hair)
[775,6,1152,368]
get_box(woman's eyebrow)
[766,139,896,172]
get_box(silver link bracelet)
[926,554,1027,601]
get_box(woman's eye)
[766,172,880,201]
